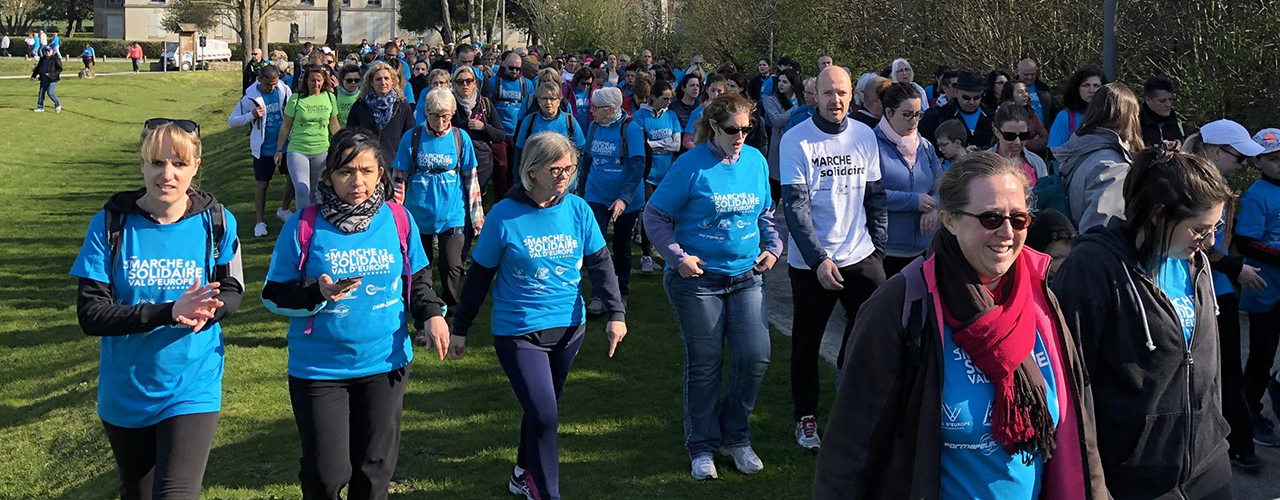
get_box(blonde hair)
[141,123,202,167]
[423,88,457,115]
[535,81,562,100]
[520,132,579,191]
[359,61,406,101]
[429,68,452,85]
[537,67,562,88]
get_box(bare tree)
[439,0,455,43]
[326,0,342,45]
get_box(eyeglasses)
[1000,131,1031,141]
[544,165,578,178]
[1187,219,1225,241]
[958,94,982,102]
[953,210,1035,230]
[714,123,754,136]
[892,109,924,121]
[144,118,200,137]
[1221,148,1246,163]
[344,77,361,84]
[454,78,476,85]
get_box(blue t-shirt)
[82,46,94,58]
[583,119,647,211]
[940,325,1059,500]
[263,205,430,380]
[648,143,772,275]
[633,106,682,185]
[960,109,981,133]
[70,207,239,428]
[1048,109,1082,149]
[488,75,533,134]
[1236,179,1280,313]
[515,111,586,151]
[1028,89,1045,124]
[784,105,812,133]
[471,194,607,336]
[1154,257,1197,345]
[684,105,705,135]
[261,87,284,157]
[572,89,592,131]
[392,127,478,234]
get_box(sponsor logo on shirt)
[811,155,867,177]
[365,283,387,296]
[941,403,968,431]
[523,234,580,259]
[322,303,353,317]
[323,248,396,276]
[121,257,202,290]
[416,152,457,173]
[711,192,760,213]
[649,127,673,140]
[370,298,400,310]
[942,433,1000,456]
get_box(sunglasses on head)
[953,210,1034,230]
[144,118,200,137]
[1000,131,1031,141]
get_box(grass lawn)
[0,71,832,499]
[0,58,155,77]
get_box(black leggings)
[289,367,409,500]
[421,229,465,315]
[1217,293,1253,456]
[1246,305,1280,414]
[102,412,220,500]
[588,202,638,297]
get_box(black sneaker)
[1231,451,1265,471]
[1253,414,1280,448]
[1268,373,1280,421]
[507,467,525,496]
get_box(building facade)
[93,0,403,44]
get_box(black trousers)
[881,254,921,280]
[788,255,886,420]
[1217,293,1253,455]
[421,229,465,315]
[588,202,639,297]
[289,367,409,500]
[1246,305,1280,414]
[102,411,220,500]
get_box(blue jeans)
[37,80,59,109]
[663,268,771,457]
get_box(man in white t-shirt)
[779,66,888,451]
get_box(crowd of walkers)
[69,41,1280,500]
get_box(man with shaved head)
[1017,57,1057,127]
[778,66,888,451]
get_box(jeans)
[286,151,328,208]
[663,269,771,457]
[102,412,220,500]
[588,203,639,297]
[288,367,408,500]
[37,80,59,109]
[494,326,585,500]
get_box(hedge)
[48,37,375,61]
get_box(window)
[299,0,314,5]
[341,0,350,6]
[366,0,381,7]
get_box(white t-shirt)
[779,117,882,270]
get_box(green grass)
[0,72,832,499]
[0,58,151,77]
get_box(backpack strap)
[619,117,631,164]
[1068,109,1078,133]
[297,205,320,334]
[453,127,464,170]
[523,114,536,143]
[411,125,423,174]
[897,256,929,421]
[105,208,127,296]
[209,203,226,263]
[386,202,413,304]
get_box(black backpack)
[522,111,577,145]
[410,126,466,174]
[585,117,653,174]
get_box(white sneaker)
[507,466,525,496]
[796,415,821,450]
[640,255,656,274]
[690,453,719,480]
[55,106,61,113]
[717,445,764,474]
[33,108,43,112]
[253,221,268,237]
[276,207,293,221]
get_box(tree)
[398,0,462,43]
[325,0,340,45]
[162,0,223,33]
[0,0,41,35]
[35,0,93,35]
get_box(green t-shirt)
[335,89,359,127]
[284,92,338,155]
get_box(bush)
[59,38,166,58]
[228,43,366,62]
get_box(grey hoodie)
[1052,128,1133,233]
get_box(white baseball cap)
[320,46,333,54]
[1200,119,1265,157]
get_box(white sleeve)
[779,128,809,186]
[864,133,882,182]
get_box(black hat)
[1025,209,1077,252]
[953,71,985,92]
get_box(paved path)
[763,219,1280,499]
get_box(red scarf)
[933,228,1056,461]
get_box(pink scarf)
[877,117,919,166]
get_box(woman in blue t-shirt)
[450,132,628,500]
[816,152,1107,500]
[577,86,647,315]
[263,129,449,499]
[1053,149,1235,499]
[514,81,586,169]
[1047,66,1107,149]
[644,93,783,480]
[391,88,484,328]
[71,120,244,498]
[633,79,682,273]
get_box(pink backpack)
[296,202,413,334]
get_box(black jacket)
[451,94,505,180]
[77,189,244,337]
[1052,225,1231,500]
[919,102,995,150]
[243,59,269,92]
[344,97,415,166]
[32,54,62,82]
[1140,103,1191,148]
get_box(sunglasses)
[1000,131,1031,141]
[144,118,200,137]
[958,94,982,101]
[715,123,754,136]
[344,77,361,84]
[454,78,476,85]
[1187,219,1225,241]
[953,210,1034,230]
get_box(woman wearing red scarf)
[814,152,1108,500]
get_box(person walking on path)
[229,65,293,237]
[128,43,145,74]
[1,35,10,57]
[779,66,888,450]
[275,64,340,209]
[71,120,245,500]
[30,45,62,113]
[875,82,943,278]
[450,132,628,500]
